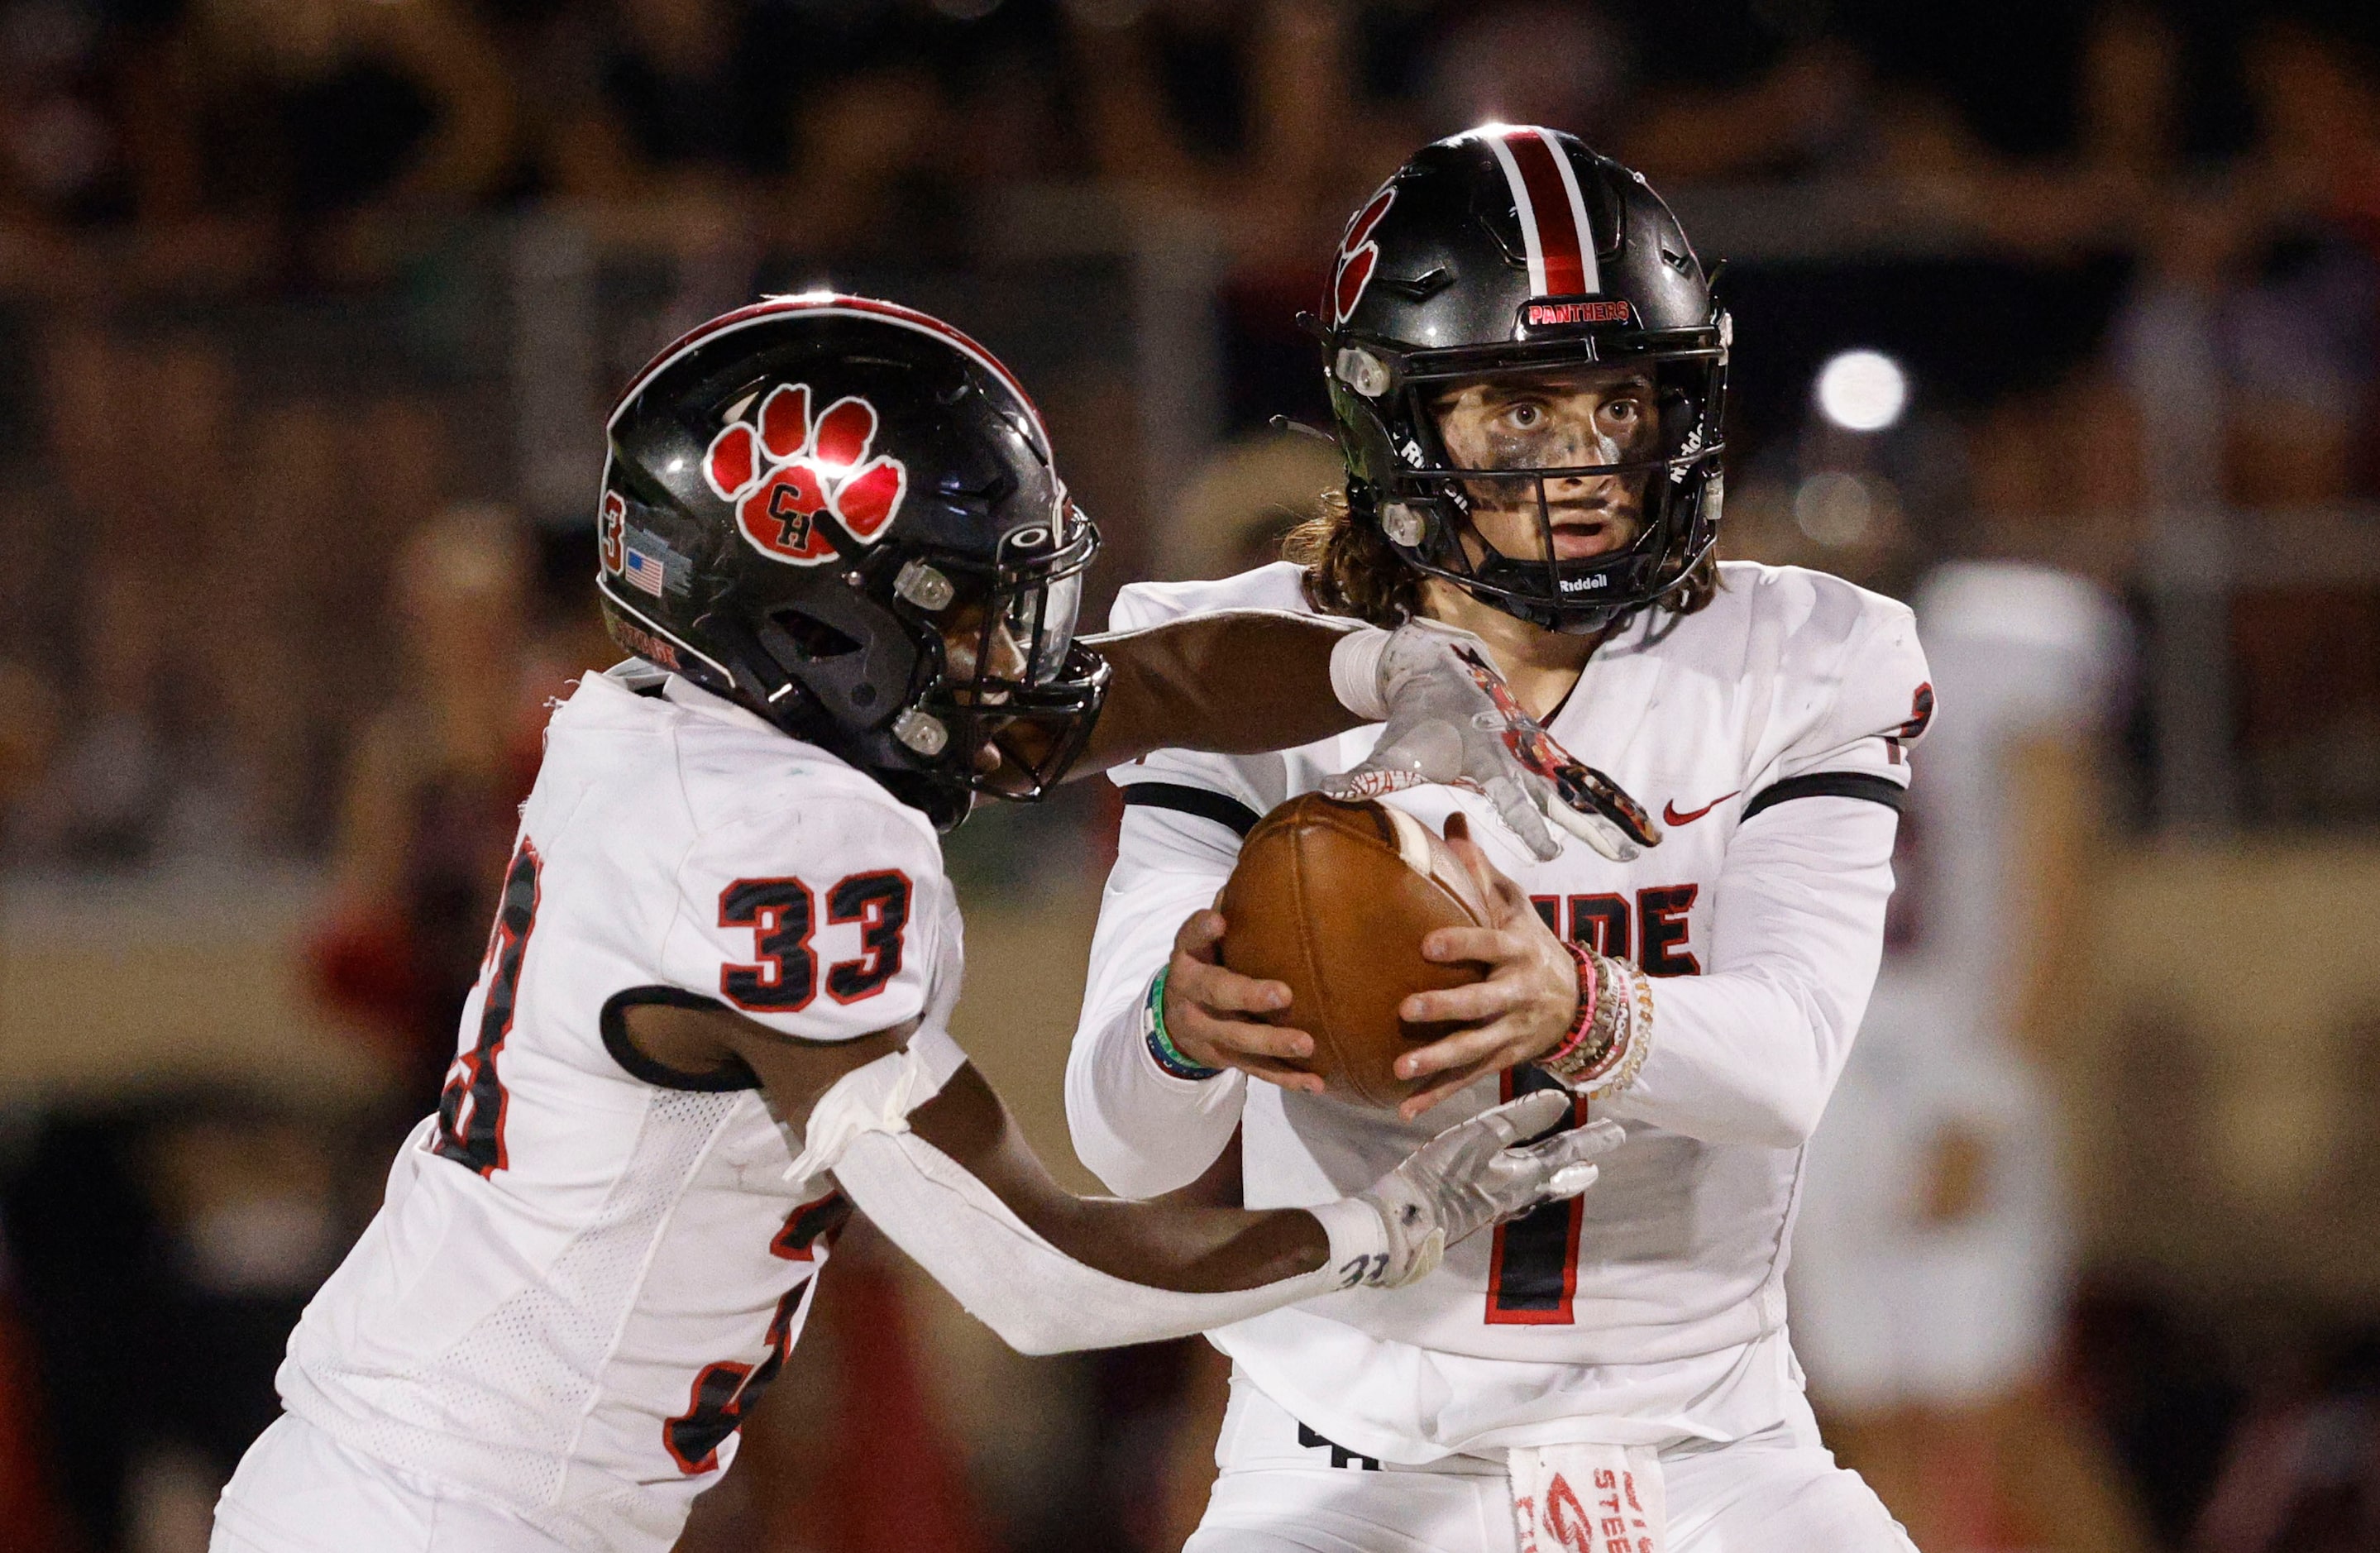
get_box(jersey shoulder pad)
[676,728,901,837]
[1106,561,1312,632]
[1709,560,1907,657]
[1711,563,1933,789]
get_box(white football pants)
[1184,1372,1918,1553]
[211,1416,586,1553]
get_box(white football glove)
[1339,1092,1627,1291]
[1321,618,1661,863]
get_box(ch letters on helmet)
[704,384,909,566]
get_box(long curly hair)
[1282,489,1718,629]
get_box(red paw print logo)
[703,385,908,566]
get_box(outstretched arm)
[1073,611,1654,863]
[619,1000,1615,1351]
[1073,609,1364,776]
[906,1065,1317,1293]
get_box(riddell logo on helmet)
[1522,299,1632,329]
[704,384,908,566]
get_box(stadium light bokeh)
[1814,349,1909,432]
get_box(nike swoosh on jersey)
[1661,791,1740,826]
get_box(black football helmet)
[596,294,1108,830]
[1318,126,1728,633]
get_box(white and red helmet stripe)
[608,293,1049,447]
[1475,125,1600,299]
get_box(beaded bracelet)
[1540,939,1607,1073]
[1143,965,1224,1081]
[1541,940,1652,1098]
[1610,965,1656,1093]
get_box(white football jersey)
[1067,561,1931,1462]
[1790,561,2126,1408]
[277,665,965,1553]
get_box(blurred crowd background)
[2,0,2379,1548]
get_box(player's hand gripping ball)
[1216,794,1493,1109]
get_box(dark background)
[2,1,2379,1550]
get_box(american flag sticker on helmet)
[623,544,670,596]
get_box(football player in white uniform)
[1066,129,1935,1551]
[1790,561,2143,1551]
[208,296,1636,1553]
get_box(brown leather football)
[1216,793,1493,1109]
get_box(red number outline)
[433,838,542,1178]
[1484,1068,1589,1326]
[824,870,912,1005]
[662,1195,848,1474]
[718,878,817,1012]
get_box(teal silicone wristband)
[1144,965,1224,1081]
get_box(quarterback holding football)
[208,295,1633,1553]
[1068,127,1934,1551]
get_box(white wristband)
[1305,1195,1393,1289]
[1329,627,1392,721]
[779,1032,964,1197]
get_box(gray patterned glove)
[1341,1092,1626,1290]
[1321,619,1661,863]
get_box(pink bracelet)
[1541,939,1603,1071]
